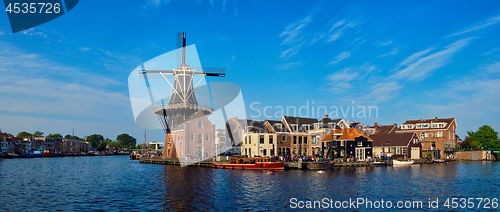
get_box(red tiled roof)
[323,128,372,141]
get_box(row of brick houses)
[0,130,90,155]
[231,114,373,159]
[159,111,456,160]
[364,116,458,159]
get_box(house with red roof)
[322,128,373,160]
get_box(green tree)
[460,136,480,149]
[116,133,136,150]
[87,134,104,148]
[98,141,107,151]
[466,125,500,148]
[32,131,44,137]
[105,138,112,144]
[47,133,63,138]
[7,133,13,137]
[17,131,32,138]
[109,141,120,150]
[64,134,72,139]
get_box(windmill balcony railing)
[152,103,213,113]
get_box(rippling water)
[0,156,499,211]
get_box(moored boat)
[212,156,284,170]
[20,150,43,158]
[432,159,445,163]
[393,160,414,165]
[307,162,334,170]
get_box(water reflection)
[1,157,499,211]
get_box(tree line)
[460,125,500,149]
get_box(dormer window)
[328,123,335,129]
[275,123,282,129]
[290,124,298,132]
[314,123,321,129]
[302,124,310,131]
[247,126,253,132]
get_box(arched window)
[198,121,202,128]
[198,134,202,143]
[191,133,194,140]
[206,134,210,141]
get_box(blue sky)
[1,0,500,142]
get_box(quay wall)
[455,151,497,161]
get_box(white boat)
[393,160,414,165]
[432,159,445,163]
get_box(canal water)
[0,156,499,211]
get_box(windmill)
[139,32,225,157]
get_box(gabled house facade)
[371,133,422,159]
[322,128,373,160]
[396,116,457,159]
[241,120,277,157]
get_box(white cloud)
[280,44,302,59]
[380,41,393,46]
[326,21,358,43]
[0,42,128,122]
[361,82,402,103]
[449,15,500,37]
[280,16,313,45]
[329,51,351,65]
[391,38,471,81]
[80,47,90,52]
[485,61,500,73]
[379,48,399,57]
[327,63,376,93]
[398,48,435,66]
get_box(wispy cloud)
[280,44,303,59]
[391,38,472,81]
[485,61,500,73]
[379,48,399,57]
[276,62,302,70]
[449,15,500,37]
[329,51,351,65]
[379,41,393,46]
[326,20,358,43]
[327,63,376,93]
[280,16,313,45]
[361,82,402,103]
[80,47,90,52]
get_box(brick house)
[371,133,422,159]
[396,116,457,159]
[240,120,278,157]
[163,110,216,160]
[322,128,373,160]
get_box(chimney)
[324,114,328,118]
[374,122,379,130]
[435,115,438,121]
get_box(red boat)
[212,156,284,170]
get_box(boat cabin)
[230,156,278,164]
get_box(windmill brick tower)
[143,32,225,160]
